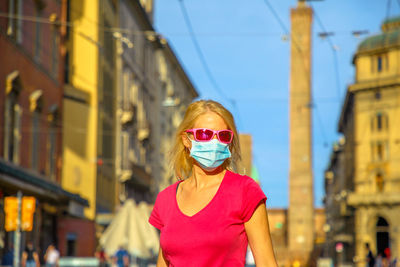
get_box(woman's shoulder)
[156,180,181,199]
[226,170,258,186]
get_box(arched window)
[4,71,22,163]
[30,90,43,171]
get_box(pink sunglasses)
[185,128,234,144]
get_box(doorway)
[376,217,389,257]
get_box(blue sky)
[154,0,400,208]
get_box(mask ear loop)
[184,133,192,154]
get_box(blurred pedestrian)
[376,253,383,267]
[44,244,59,267]
[366,243,375,267]
[22,241,40,267]
[95,246,108,267]
[1,246,13,267]
[113,245,130,267]
[384,248,391,267]
[149,100,278,267]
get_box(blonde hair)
[170,99,241,180]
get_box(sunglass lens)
[218,130,232,143]
[195,129,214,141]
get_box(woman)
[21,241,40,267]
[44,244,59,267]
[149,100,278,267]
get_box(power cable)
[310,5,342,101]
[177,0,243,130]
[386,0,392,20]
[0,12,373,39]
[262,0,330,148]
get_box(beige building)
[267,208,326,267]
[115,0,198,205]
[325,16,400,266]
[156,41,199,190]
[324,138,355,266]
[237,134,253,176]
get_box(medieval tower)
[288,1,314,265]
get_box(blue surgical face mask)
[189,139,232,171]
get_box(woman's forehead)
[193,112,227,129]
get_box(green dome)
[357,15,400,53]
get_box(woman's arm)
[156,247,168,267]
[244,203,278,267]
[21,251,27,267]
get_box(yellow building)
[334,16,400,266]
[62,0,117,221]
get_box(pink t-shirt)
[149,170,267,267]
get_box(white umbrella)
[99,199,159,259]
[99,200,130,256]
[137,201,160,256]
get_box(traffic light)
[21,197,36,231]
[3,196,36,232]
[4,197,18,232]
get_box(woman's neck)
[190,165,226,190]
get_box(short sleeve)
[149,193,164,230]
[241,177,267,222]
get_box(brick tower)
[288,1,314,265]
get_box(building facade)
[324,16,400,266]
[0,0,89,261]
[156,40,199,190]
[323,138,355,266]
[116,0,198,205]
[267,208,326,267]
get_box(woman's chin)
[194,163,224,174]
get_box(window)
[376,172,384,192]
[66,0,71,40]
[377,56,382,72]
[4,72,22,163]
[51,24,59,79]
[66,233,77,256]
[122,71,131,110]
[121,131,129,170]
[34,7,43,62]
[371,112,388,132]
[47,106,59,181]
[371,141,388,162]
[30,90,43,171]
[7,0,23,43]
[372,53,389,73]
[31,110,40,171]
[64,51,70,84]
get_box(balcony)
[347,192,400,206]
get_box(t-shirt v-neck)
[149,170,267,267]
[175,172,227,218]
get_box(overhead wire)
[386,0,392,20]
[310,5,342,101]
[177,0,244,130]
[0,12,373,39]
[262,0,330,147]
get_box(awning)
[0,158,88,217]
[99,199,159,259]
